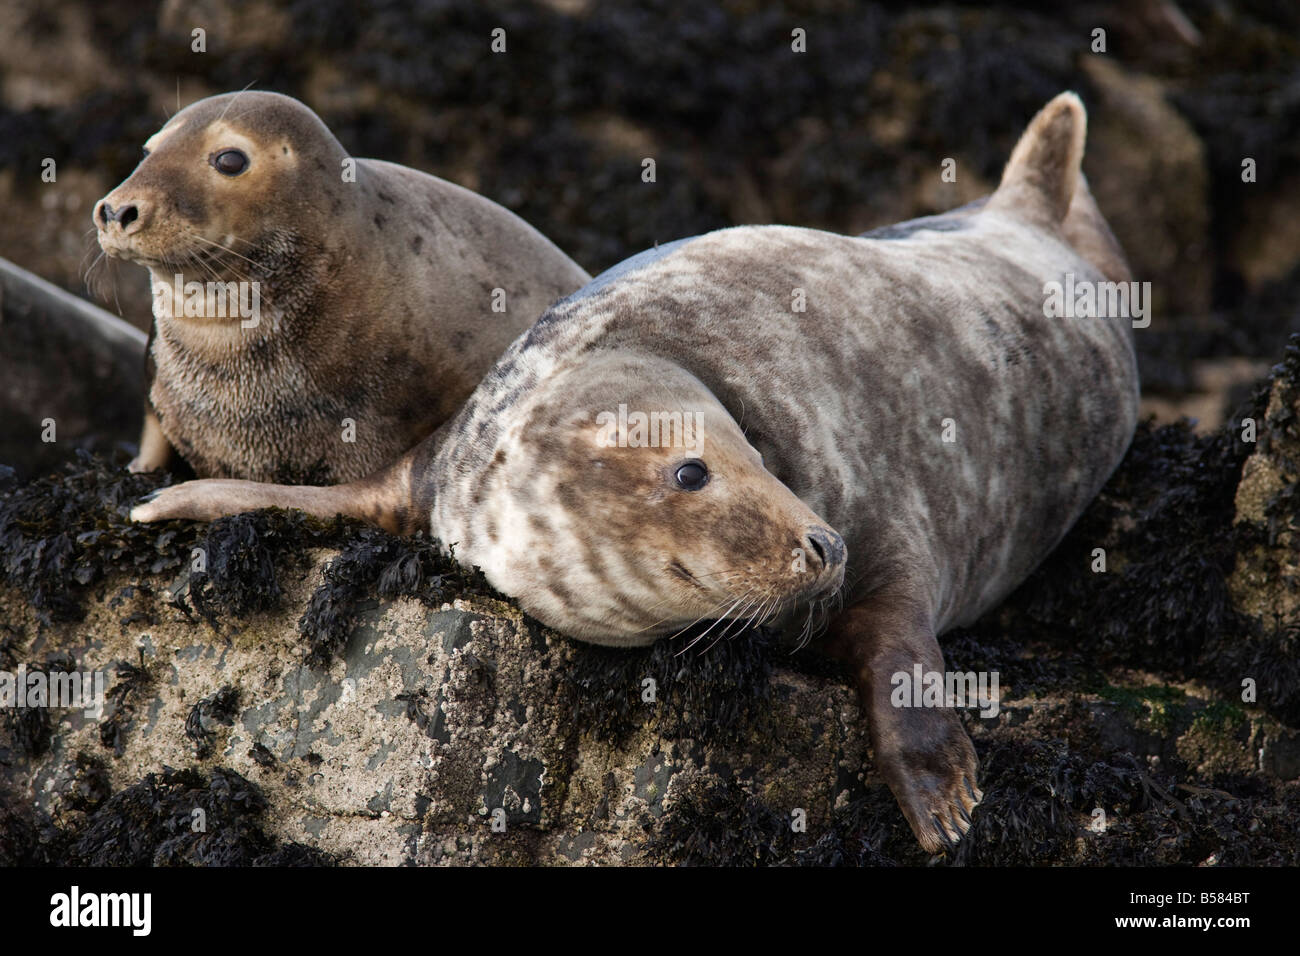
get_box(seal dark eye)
[212,149,249,176]
[673,460,709,491]
[141,147,150,158]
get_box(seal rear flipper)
[1062,173,1132,283]
[825,590,983,854]
[985,91,1086,228]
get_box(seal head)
[438,350,847,645]
[94,91,346,283]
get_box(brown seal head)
[95,90,589,483]
[132,93,1138,855]
[442,349,847,644]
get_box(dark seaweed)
[13,766,336,867]
[563,625,780,748]
[297,528,495,668]
[0,450,179,622]
[184,685,240,760]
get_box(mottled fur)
[134,94,1139,853]
[96,91,589,483]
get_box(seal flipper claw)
[931,814,954,851]
[950,809,968,841]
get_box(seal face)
[95,90,589,483]
[133,94,1140,853]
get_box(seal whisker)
[81,249,105,290]
[744,594,777,633]
[180,238,255,285]
[82,252,124,315]
[186,231,261,270]
[676,593,750,654]
[177,238,262,293]
[183,247,226,288]
[623,578,746,635]
[710,591,766,645]
[658,591,742,646]
[699,604,754,653]
[216,80,259,124]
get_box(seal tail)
[987,91,1086,227]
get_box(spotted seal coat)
[133,94,1140,852]
[94,90,589,483]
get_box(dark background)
[2,0,1298,433]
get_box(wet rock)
[1081,56,1211,322]
[1229,337,1300,624]
[0,258,146,480]
[0,566,866,865]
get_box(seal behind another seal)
[95,91,589,484]
[133,94,1140,854]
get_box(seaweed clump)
[0,451,321,627]
[184,685,241,759]
[297,527,496,668]
[28,766,334,867]
[645,777,798,867]
[0,450,180,622]
[0,651,81,760]
[563,625,780,748]
[952,733,1300,866]
[0,766,334,866]
[160,508,378,630]
[0,452,504,660]
[98,655,154,757]
[649,729,1300,867]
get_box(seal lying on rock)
[95,90,589,484]
[133,93,1141,852]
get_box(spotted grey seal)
[94,90,589,483]
[132,93,1140,852]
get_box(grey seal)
[95,90,589,483]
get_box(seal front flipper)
[130,434,438,536]
[826,590,983,854]
[128,406,177,474]
[127,324,177,474]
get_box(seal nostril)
[101,202,139,229]
[806,528,845,570]
[807,533,826,566]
